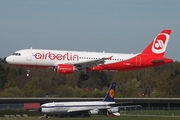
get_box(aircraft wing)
[53,56,112,69]
[73,56,112,69]
[67,106,110,113]
[67,108,92,113]
[67,105,141,114]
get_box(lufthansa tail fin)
[141,29,171,58]
[103,82,116,102]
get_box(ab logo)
[109,89,115,98]
[154,40,164,49]
[152,33,169,54]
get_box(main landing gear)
[80,68,89,80]
[80,74,89,80]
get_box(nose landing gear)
[27,69,30,77]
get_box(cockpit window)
[41,106,47,108]
[12,53,21,56]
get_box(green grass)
[121,110,180,116]
[1,115,180,120]
[1,110,180,120]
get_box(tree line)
[0,58,180,98]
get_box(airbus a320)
[5,30,173,80]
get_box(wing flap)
[74,56,112,69]
[67,106,111,113]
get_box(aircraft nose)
[4,57,9,63]
[3,57,7,63]
[4,56,13,64]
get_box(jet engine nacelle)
[56,64,75,74]
[88,109,99,115]
[107,107,119,113]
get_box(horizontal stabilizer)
[151,58,173,64]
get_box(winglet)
[103,82,116,102]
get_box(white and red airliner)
[6,30,173,80]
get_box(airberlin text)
[34,51,79,61]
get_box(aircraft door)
[26,49,32,61]
[136,56,141,66]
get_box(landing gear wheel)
[81,74,89,80]
[27,69,30,77]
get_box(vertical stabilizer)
[103,82,116,102]
[141,30,171,58]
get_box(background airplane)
[5,30,173,80]
[38,82,140,118]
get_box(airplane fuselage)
[6,49,166,71]
[40,101,114,114]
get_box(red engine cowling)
[56,64,74,74]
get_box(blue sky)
[0,0,179,61]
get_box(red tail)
[141,30,171,58]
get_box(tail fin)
[141,29,171,58]
[103,82,116,102]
